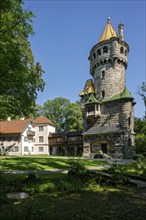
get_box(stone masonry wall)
[89,38,128,99]
[83,99,135,158]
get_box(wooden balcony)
[86,111,100,117]
[27,130,35,137]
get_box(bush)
[132,154,146,176]
[135,134,146,156]
[26,173,37,183]
[68,160,86,175]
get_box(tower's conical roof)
[79,79,95,96]
[98,17,117,43]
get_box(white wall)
[34,124,56,155]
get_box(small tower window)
[117,59,121,64]
[128,117,131,127]
[128,137,131,147]
[101,91,105,98]
[120,46,124,54]
[93,52,96,59]
[101,71,105,79]
[103,46,108,54]
[125,50,127,56]
[97,49,101,56]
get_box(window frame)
[39,136,44,143]
[38,147,44,152]
[101,91,105,98]
[39,126,44,131]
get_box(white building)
[0,116,56,156]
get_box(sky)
[23,0,146,118]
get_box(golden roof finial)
[98,18,117,43]
[107,17,110,23]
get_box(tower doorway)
[101,143,107,153]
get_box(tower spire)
[98,18,117,43]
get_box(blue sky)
[23,0,146,118]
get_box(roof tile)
[0,119,31,134]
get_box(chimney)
[118,22,124,41]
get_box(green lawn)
[108,157,146,178]
[0,156,107,171]
[1,173,146,220]
[1,157,146,219]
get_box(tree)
[39,97,83,133]
[138,82,146,117]
[43,97,70,132]
[0,0,45,120]
[135,117,146,156]
[64,103,83,132]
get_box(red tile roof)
[0,119,31,134]
[34,116,56,126]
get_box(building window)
[128,117,131,127]
[14,146,19,152]
[24,146,29,152]
[101,91,105,98]
[128,138,131,147]
[8,136,12,141]
[9,146,19,152]
[32,147,34,152]
[10,146,19,152]
[101,71,105,79]
[103,46,108,53]
[24,136,28,142]
[97,49,101,56]
[14,136,19,141]
[96,104,99,111]
[101,143,107,153]
[117,59,121,64]
[39,136,44,143]
[39,147,44,152]
[39,126,44,131]
[93,52,96,59]
[120,46,124,54]
[125,50,127,56]
[2,136,5,141]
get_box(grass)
[1,156,146,219]
[1,173,146,220]
[108,157,146,178]
[0,156,107,171]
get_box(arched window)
[108,59,112,64]
[93,52,96,59]
[10,146,19,152]
[97,49,101,56]
[120,46,124,54]
[101,71,105,79]
[24,146,29,152]
[103,46,108,53]
[101,91,105,98]
[117,59,121,64]
[14,146,19,152]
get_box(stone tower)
[80,18,135,159]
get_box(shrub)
[68,160,86,175]
[26,173,37,183]
[132,154,146,176]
